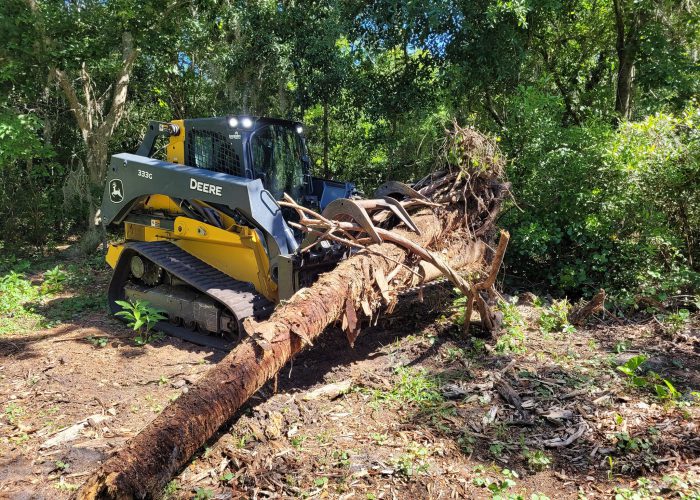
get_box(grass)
[359,366,445,411]
[0,251,107,335]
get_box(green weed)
[489,442,506,458]
[523,449,551,471]
[392,442,430,477]
[616,354,681,401]
[370,432,388,445]
[193,488,214,500]
[0,271,38,317]
[496,298,526,353]
[219,472,234,483]
[43,294,105,322]
[443,346,466,363]
[4,402,23,424]
[290,435,306,449]
[41,265,67,294]
[115,299,166,345]
[162,480,180,498]
[86,335,108,348]
[539,299,575,334]
[661,309,691,334]
[457,431,476,455]
[473,468,520,499]
[55,460,70,471]
[332,449,350,467]
[54,478,78,491]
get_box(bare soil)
[1,265,699,499]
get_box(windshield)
[251,125,305,200]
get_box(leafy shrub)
[616,354,681,400]
[502,90,700,301]
[41,266,67,294]
[495,298,526,353]
[538,299,575,334]
[0,112,72,248]
[0,271,38,316]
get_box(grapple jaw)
[299,180,437,249]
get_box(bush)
[0,111,71,248]
[502,88,700,301]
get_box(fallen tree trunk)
[77,212,488,498]
[77,124,509,499]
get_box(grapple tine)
[321,198,383,244]
[374,180,430,202]
[380,196,421,234]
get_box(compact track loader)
[102,116,425,349]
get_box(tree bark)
[53,32,138,187]
[76,208,491,499]
[613,0,640,120]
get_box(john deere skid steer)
[102,116,424,349]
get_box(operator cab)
[139,116,353,210]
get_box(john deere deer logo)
[109,179,124,203]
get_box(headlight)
[296,125,303,134]
[228,117,239,128]
[241,117,253,128]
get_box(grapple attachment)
[299,181,436,249]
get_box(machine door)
[250,124,307,200]
[186,128,246,177]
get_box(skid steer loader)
[101,116,427,349]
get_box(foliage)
[660,309,691,334]
[504,99,700,300]
[0,0,698,302]
[522,449,552,472]
[538,300,575,334]
[114,299,166,345]
[473,468,521,500]
[495,298,527,353]
[616,355,681,401]
[41,266,66,294]
[0,271,39,318]
[392,442,431,477]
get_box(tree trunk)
[76,210,491,499]
[613,0,640,120]
[86,135,110,187]
[322,100,330,178]
[615,55,635,120]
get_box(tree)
[612,0,698,120]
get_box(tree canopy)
[1,0,698,300]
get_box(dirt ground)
[1,258,699,499]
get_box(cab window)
[251,125,305,200]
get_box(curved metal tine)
[380,196,420,234]
[374,180,430,202]
[322,199,383,244]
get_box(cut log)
[568,288,606,326]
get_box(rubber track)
[127,241,274,323]
[109,241,273,351]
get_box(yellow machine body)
[105,119,279,302]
